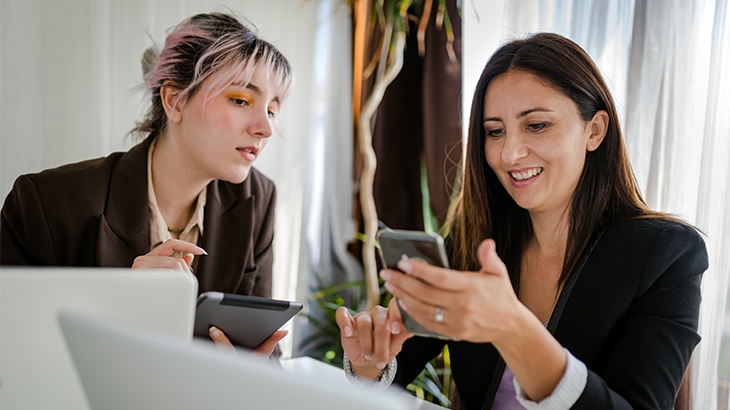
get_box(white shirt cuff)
[514,348,587,409]
[342,353,398,392]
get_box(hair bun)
[141,46,159,83]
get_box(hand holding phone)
[376,229,452,340]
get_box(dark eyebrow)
[518,107,552,117]
[231,81,280,105]
[483,107,553,124]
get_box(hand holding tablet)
[194,292,303,350]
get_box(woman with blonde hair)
[2,12,292,354]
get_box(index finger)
[335,306,357,338]
[396,258,473,292]
[150,239,207,257]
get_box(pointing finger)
[149,239,207,257]
[335,306,357,338]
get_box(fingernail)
[379,269,391,281]
[282,330,289,336]
[384,282,395,294]
[364,355,372,362]
[199,246,208,255]
[343,326,353,337]
[398,299,408,312]
[391,321,401,334]
[377,311,387,324]
[209,326,221,337]
[397,259,412,274]
[376,362,387,369]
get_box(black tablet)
[193,292,303,350]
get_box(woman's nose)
[500,133,528,165]
[250,109,273,139]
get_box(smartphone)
[194,292,303,349]
[376,229,452,340]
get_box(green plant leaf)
[423,361,442,389]
[310,279,367,300]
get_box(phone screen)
[379,235,449,269]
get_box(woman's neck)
[151,134,210,229]
[528,208,570,260]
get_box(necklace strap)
[167,226,184,234]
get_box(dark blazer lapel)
[546,228,606,335]
[480,229,608,410]
[196,179,254,294]
[96,139,151,267]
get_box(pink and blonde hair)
[132,12,292,139]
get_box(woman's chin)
[220,168,251,185]
[512,197,542,213]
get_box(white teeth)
[510,168,542,181]
[243,148,253,153]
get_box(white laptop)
[0,268,198,410]
[58,311,412,410]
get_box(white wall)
[0,0,319,197]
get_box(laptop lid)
[58,311,411,410]
[0,268,197,410]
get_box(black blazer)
[392,218,707,409]
[0,138,276,298]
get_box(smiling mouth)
[237,147,258,155]
[510,167,543,181]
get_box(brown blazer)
[0,138,275,298]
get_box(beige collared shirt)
[147,139,206,266]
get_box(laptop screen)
[0,268,197,410]
[59,311,412,410]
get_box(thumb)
[477,239,508,276]
[182,254,194,267]
[254,330,288,357]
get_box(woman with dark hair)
[336,33,707,408]
[1,12,292,354]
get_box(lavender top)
[492,363,527,410]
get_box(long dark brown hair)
[446,32,672,286]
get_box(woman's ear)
[586,110,609,152]
[160,84,183,124]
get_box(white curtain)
[465,0,730,407]
[0,0,354,358]
[291,0,361,354]
[624,1,730,408]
